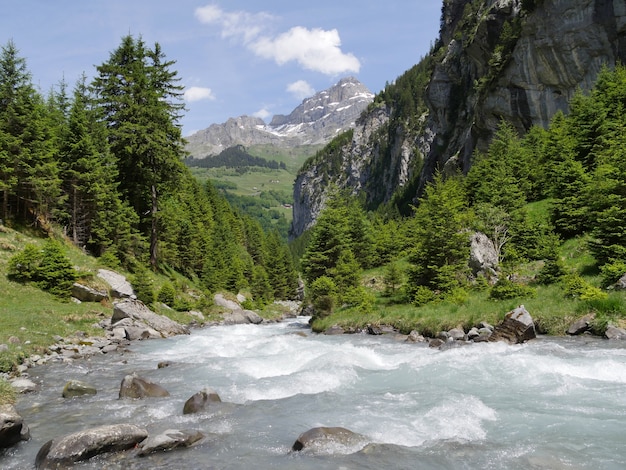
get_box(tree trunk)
[150,184,158,271]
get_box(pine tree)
[92,35,186,269]
[406,173,470,297]
[0,40,60,225]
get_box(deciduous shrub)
[489,278,536,300]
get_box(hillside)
[291,0,626,237]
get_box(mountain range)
[185,76,374,158]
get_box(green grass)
[310,233,626,337]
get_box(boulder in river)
[137,429,204,456]
[62,380,97,398]
[292,426,368,453]
[183,387,222,414]
[35,423,147,469]
[0,404,30,449]
[489,305,536,344]
[119,374,170,399]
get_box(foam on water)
[8,320,626,470]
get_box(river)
[3,316,626,469]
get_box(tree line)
[0,37,298,304]
[185,144,287,170]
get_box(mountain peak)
[185,77,374,158]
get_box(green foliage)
[489,278,536,300]
[250,265,273,308]
[132,268,155,305]
[411,285,437,306]
[383,261,404,295]
[8,240,77,298]
[157,282,176,306]
[600,260,626,288]
[309,275,336,315]
[406,173,470,297]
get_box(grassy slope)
[187,144,321,222]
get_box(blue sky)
[1,1,441,136]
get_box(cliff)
[290,0,626,238]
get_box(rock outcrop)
[290,0,626,238]
[97,269,134,298]
[35,424,147,469]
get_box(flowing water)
[3,317,626,469]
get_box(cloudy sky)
[1,1,441,136]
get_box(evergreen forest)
[300,64,626,335]
[0,37,298,308]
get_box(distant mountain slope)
[185,77,374,158]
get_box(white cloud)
[252,27,360,75]
[287,80,315,100]
[253,108,271,120]
[184,86,216,102]
[195,4,360,75]
[195,4,273,44]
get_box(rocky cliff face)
[290,0,626,238]
[185,77,373,158]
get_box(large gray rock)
[97,269,134,298]
[119,374,170,399]
[605,325,626,340]
[112,299,189,338]
[292,426,368,453]
[468,232,499,277]
[71,283,108,303]
[62,380,97,398]
[137,429,204,456]
[183,388,222,415]
[35,424,147,469]
[489,305,536,344]
[0,404,30,449]
[566,314,594,336]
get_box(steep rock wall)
[290,0,626,238]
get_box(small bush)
[8,241,77,298]
[310,276,336,314]
[342,286,376,313]
[600,260,626,288]
[489,278,536,300]
[412,285,436,306]
[132,269,155,305]
[157,282,176,306]
[562,274,606,300]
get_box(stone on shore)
[35,424,147,469]
[0,404,30,449]
[566,314,594,335]
[489,305,536,344]
[119,374,170,399]
[112,298,189,338]
[605,325,626,340]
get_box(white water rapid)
[3,316,626,469]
